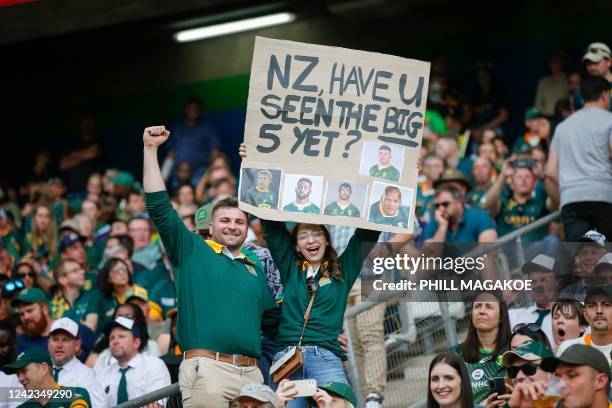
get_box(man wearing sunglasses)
[424,185,497,247]
[484,341,553,408]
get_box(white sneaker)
[365,393,383,408]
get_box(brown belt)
[183,349,258,367]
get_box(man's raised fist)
[143,126,170,148]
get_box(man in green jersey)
[282,177,320,214]
[324,183,360,218]
[368,186,410,228]
[4,350,91,408]
[369,145,400,181]
[484,156,554,242]
[142,126,276,408]
[244,169,278,209]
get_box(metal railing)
[115,384,181,408]
[344,211,560,408]
[113,211,560,408]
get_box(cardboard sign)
[239,36,430,233]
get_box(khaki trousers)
[348,280,387,397]
[179,356,264,408]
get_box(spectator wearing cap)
[594,252,612,286]
[58,230,97,292]
[559,230,608,301]
[47,318,105,408]
[109,171,135,201]
[580,42,611,109]
[12,287,51,356]
[0,321,23,408]
[124,286,154,324]
[485,341,553,408]
[511,108,548,155]
[484,156,555,242]
[546,75,612,242]
[508,254,560,346]
[3,349,92,408]
[551,300,587,352]
[510,344,610,408]
[425,185,497,249]
[98,316,170,407]
[87,258,148,336]
[143,126,277,407]
[91,302,161,374]
[310,382,358,408]
[276,380,357,408]
[230,383,281,408]
[557,285,612,370]
[534,52,569,117]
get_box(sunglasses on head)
[512,322,541,334]
[507,363,539,379]
[435,201,452,209]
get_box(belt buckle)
[232,354,239,365]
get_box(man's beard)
[23,316,48,337]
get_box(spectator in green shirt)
[49,259,95,323]
[484,156,555,242]
[143,126,276,407]
[466,156,494,209]
[449,291,510,404]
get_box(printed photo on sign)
[281,174,324,214]
[323,180,367,219]
[240,168,282,209]
[367,181,413,228]
[359,141,405,182]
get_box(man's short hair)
[128,216,151,231]
[383,186,401,199]
[434,184,464,202]
[53,258,80,283]
[378,145,391,152]
[211,197,246,220]
[338,183,352,192]
[297,178,312,187]
[580,76,610,103]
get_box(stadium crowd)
[0,41,610,408]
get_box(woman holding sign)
[240,144,380,407]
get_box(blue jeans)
[258,335,276,386]
[270,346,347,408]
